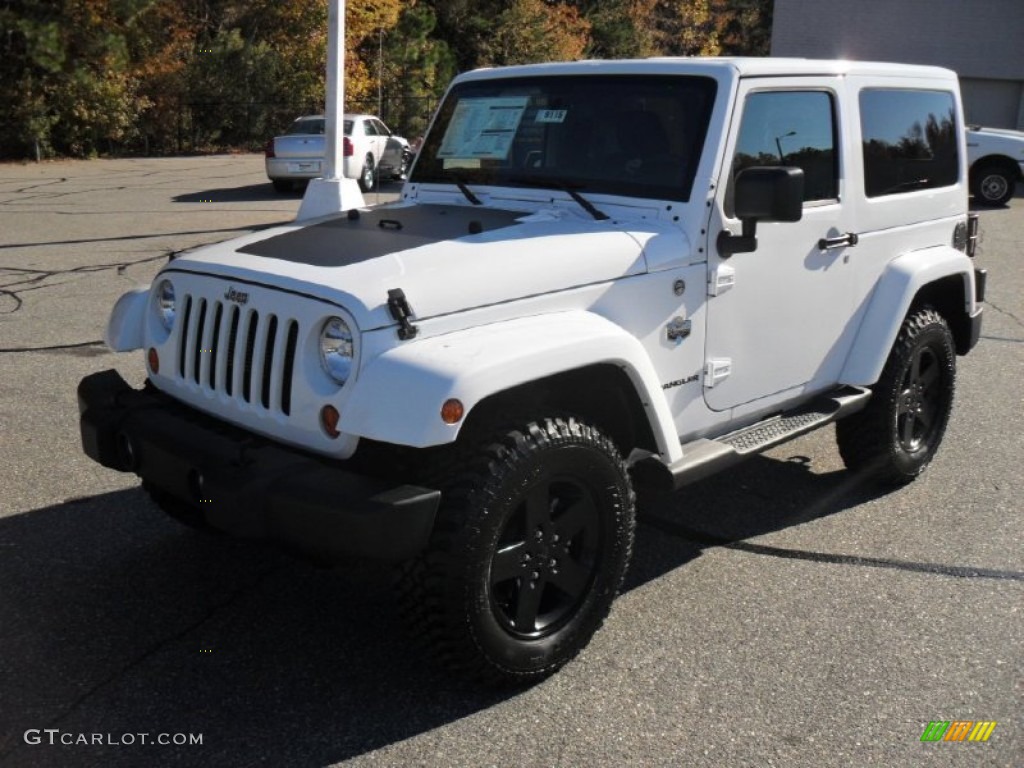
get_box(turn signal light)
[343,137,354,157]
[147,347,159,374]
[320,405,341,438]
[441,399,465,425]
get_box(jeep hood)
[166,204,655,330]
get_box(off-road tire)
[836,307,956,484]
[358,155,376,192]
[143,481,212,531]
[397,416,635,685]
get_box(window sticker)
[437,97,528,160]
[536,109,568,124]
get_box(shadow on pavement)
[0,452,889,767]
[173,180,405,204]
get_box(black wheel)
[398,416,635,684]
[358,154,376,192]
[971,162,1015,206]
[836,308,956,484]
[271,179,291,193]
[143,481,212,531]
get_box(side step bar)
[643,386,872,491]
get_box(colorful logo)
[920,721,997,742]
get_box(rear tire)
[397,416,635,685]
[971,162,1015,206]
[358,155,376,192]
[836,308,956,484]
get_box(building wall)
[771,0,1024,129]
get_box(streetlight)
[775,130,796,162]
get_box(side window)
[730,90,838,213]
[362,120,377,137]
[860,89,958,197]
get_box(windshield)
[411,74,716,202]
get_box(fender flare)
[340,310,682,462]
[841,246,976,385]
[105,287,149,352]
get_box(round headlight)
[156,279,176,330]
[319,317,354,384]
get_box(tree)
[480,0,590,66]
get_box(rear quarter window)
[860,89,959,197]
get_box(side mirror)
[718,167,805,257]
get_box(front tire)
[398,416,635,684]
[836,307,956,484]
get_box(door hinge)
[708,265,736,296]
[704,358,732,388]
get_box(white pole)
[323,0,344,180]
[297,0,364,220]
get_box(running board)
[662,386,872,490]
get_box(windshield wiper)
[445,171,482,206]
[506,176,609,221]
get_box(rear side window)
[860,89,959,197]
[730,90,838,213]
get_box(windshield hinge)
[387,288,419,340]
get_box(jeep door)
[704,79,858,412]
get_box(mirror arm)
[717,219,758,258]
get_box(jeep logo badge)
[224,287,249,305]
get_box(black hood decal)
[237,204,526,266]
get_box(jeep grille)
[175,294,299,415]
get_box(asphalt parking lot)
[0,155,1020,767]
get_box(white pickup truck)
[967,125,1024,205]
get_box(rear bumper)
[265,157,358,181]
[78,369,439,562]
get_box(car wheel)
[836,307,956,484]
[358,154,376,192]
[143,481,213,532]
[271,179,291,193]
[397,416,635,684]
[971,162,1015,206]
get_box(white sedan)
[264,114,411,193]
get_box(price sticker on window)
[536,109,568,124]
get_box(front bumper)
[78,369,440,562]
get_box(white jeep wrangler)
[79,58,985,684]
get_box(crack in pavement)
[0,223,277,250]
[984,299,1024,331]
[0,253,168,315]
[0,559,290,765]
[0,340,105,354]
[641,514,1024,582]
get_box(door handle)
[818,232,859,250]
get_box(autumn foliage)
[0,0,772,159]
